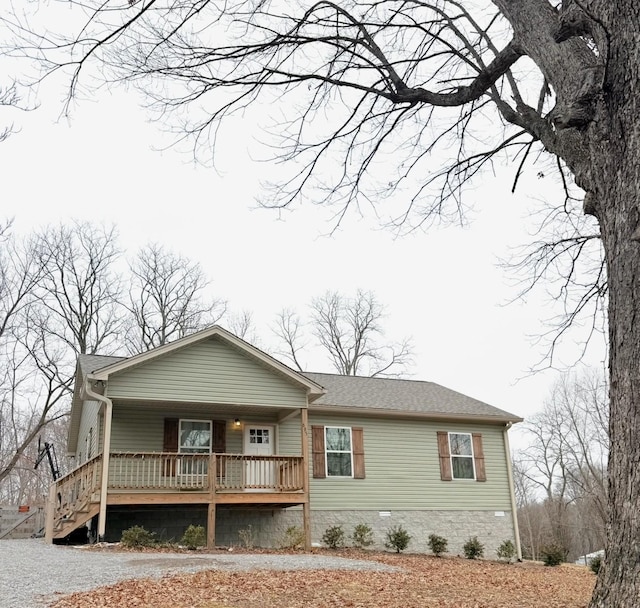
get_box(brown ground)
[50,550,595,608]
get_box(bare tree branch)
[125,243,226,352]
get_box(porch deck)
[47,452,306,541]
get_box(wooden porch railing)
[108,453,304,492]
[109,452,210,490]
[53,454,102,524]
[46,452,305,541]
[215,454,304,491]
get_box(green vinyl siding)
[277,414,303,456]
[105,337,308,408]
[76,400,101,462]
[110,405,281,453]
[307,414,512,511]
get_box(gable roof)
[68,327,326,453]
[303,372,522,423]
[69,328,521,453]
[81,326,326,398]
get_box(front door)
[244,425,275,489]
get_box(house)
[47,326,523,557]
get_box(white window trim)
[448,431,476,480]
[325,426,354,478]
[178,419,213,454]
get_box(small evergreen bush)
[463,536,484,560]
[540,544,565,567]
[181,524,206,549]
[121,525,156,548]
[352,524,374,549]
[280,525,305,549]
[384,525,411,553]
[589,555,602,574]
[497,539,516,561]
[322,525,345,549]
[427,534,448,557]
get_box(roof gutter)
[503,421,522,560]
[84,375,113,541]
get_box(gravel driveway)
[0,539,396,608]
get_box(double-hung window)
[179,419,211,475]
[448,432,475,480]
[325,427,353,477]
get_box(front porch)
[46,452,308,546]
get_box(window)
[179,420,212,454]
[325,427,353,477]
[85,427,93,462]
[311,425,365,479]
[178,420,211,476]
[449,432,475,479]
[436,431,486,482]
[248,427,270,446]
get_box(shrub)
[427,534,448,557]
[589,555,602,575]
[540,544,566,567]
[463,536,484,560]
[238,525,255,549]
[121,525,156,548]
[280,525,305,549]
[352,524,374,549]
[181,525,206,549]
[497,539,516,561]
[322,525,345,549]
[384,525,411,553]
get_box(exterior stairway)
[46,455,102,541]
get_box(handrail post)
[44,483,57,543]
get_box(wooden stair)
[46,454,103,542]
[53,500,100,540]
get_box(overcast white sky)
[0,78,607,442]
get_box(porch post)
[44,483,56,543]
[207,454,217,549]
[301,407,311,551]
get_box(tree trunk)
[589,4,640,604]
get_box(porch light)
[233,418,241,428]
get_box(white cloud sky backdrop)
[0,81,607,443]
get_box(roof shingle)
[303,372,521,422]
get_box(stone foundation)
[214,508,516,557]
[104,505,516,557]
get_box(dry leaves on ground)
[50,551,595,608]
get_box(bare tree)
[273,308,309,372]
[274,290,413,376]
[125,244,226,353]
[516,367,608,559]
[31,221,124,356]
[512,456,546,560]
[0,226,65,489]
[0,339,69,489]
[9,0,640,603]
[1,221,124,492]
[226,310,260,344]
[0,221,42,343]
